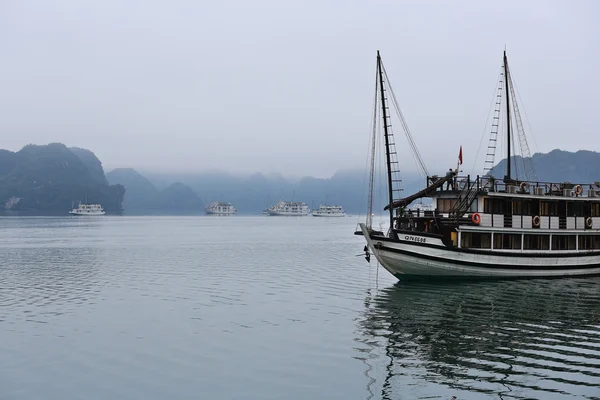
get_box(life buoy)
[574,185,584,196]
[586,217,593,228]
[520,182,530,192]
[532,215,541,227]
[471,213,481,225]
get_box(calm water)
[1,216,600,400]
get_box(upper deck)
[426,174,600,201]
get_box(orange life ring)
[574,185,583,196]
[532,215,541,227]
[471,213,481,225]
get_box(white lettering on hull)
[403,235,426,243]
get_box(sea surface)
[1,216,600,400]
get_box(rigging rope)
[506,66,538,181]
[509,69,540,155]
[473,67,504,177]
[359,64,381,228]
[367,68,379,228]
[380,63,430,178]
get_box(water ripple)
[2,216,600,399]
[355,278,600,399]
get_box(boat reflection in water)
[355,278,600,399]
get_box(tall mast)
[377,51,395,227]
[504,50,511,181]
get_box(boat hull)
[205,210,236,215]
[267,211,308,216]
[69,211,105,216]
[359,223,600,279]
[312,213,346,217]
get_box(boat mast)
[377,51,395,227]
[504,50,511,181]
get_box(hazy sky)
[0,0,598,178]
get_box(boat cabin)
[394,175,600,252]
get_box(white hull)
[267,211,309,216]
[69,211,106,216]
[312,212,346,217]
[205,210,236,215]
[69,203,105,216]
[360,224,600,278]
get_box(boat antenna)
[377,51,395,228]
[504,50,511,181]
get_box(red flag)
[458,146,463,165]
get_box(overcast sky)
[0,0,598,178]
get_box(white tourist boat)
[205,201,237,215]
[267,201,309,216]
[69,203,105,215]
[357,51,600,279]
[312,205,346,217]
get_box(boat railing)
[428,175,600,198]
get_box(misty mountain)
[106,168,203,214]
[140,169,427,214]
[0,143,124,214]
[490,149,600,183]
[68,147,109,185]
[133,149,600,215]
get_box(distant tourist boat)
[69,203,105,216]
[357,50,600,279]
[267,201,309,216]
[312,205,346,217]
[205,201,237,215]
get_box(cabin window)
[480,233,492,249]
[437,198,457,213]
[512,200,531,215]
[484,198,503,214]
[540,201,558,216]
[523,234,550,250]
[461,232,472,248]
[461,232,492,249]
[506,234,521,250]
[551,235,577,251]
[522,200,531,215]
[512,200,521,215]
[493,233,501,249]
[592,204,600,217]
[494,233,521,250]
[579,235,600,250]
[567,202,584,217]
